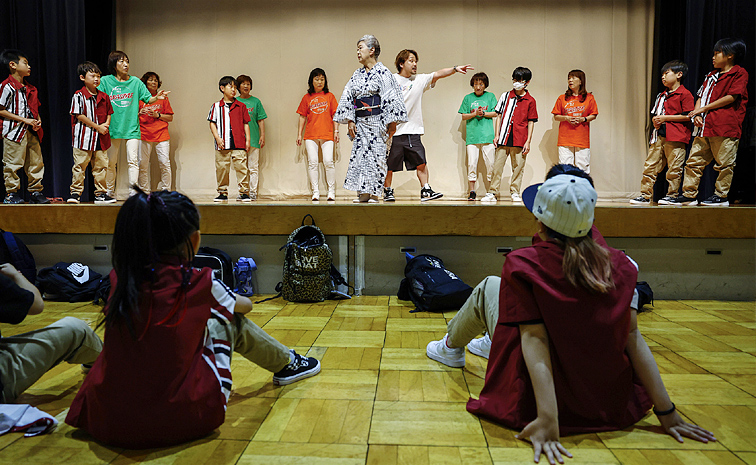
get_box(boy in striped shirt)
[68,62,115,204]
[207,76,251,202]
[0,50,49,204]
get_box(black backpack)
[280,214,334,302]
[636,281,654,312]
[193,246,235,289]
[0,229,37,284]
[36,262,103,302]
[398,254,473,313]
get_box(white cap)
[522,174,596,238]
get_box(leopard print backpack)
[280,215,333,302]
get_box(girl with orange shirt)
[296,68,339,201]
[551,70,598,174]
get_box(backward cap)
[523,175,596,238]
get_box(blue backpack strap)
[2,231,24,265]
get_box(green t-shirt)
[98,75,152,139]
[458,91,497,145]
[237,95,268,149]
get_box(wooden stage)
[1,198,754,239]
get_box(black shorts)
[388,134,427,171]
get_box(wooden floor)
[1,297,754,464]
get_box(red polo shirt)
[699,65,749,139]
[494,90,538,148]
[70,86,113,150]
[467,236,651,434]
[207,98,251,150]
[662,85,695,143]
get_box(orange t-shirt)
[551,93,598,148]
[297,92,337,141]
[139,98,173,142]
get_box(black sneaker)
[420,186,443,202]
[700,194,729,207]
[629,196,650,205]
[238,193,252,202]
[94,193,117,204]
[667,195,699,206]
[468,191,476,201]
[30,192,50,204]
[384,187,395,202]
[214,193,228,202]
[3,192,24,204]
[67,193,81,204]
[657,196,676,205]
[272,350,321,386]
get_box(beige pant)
[140,140,172,191]
[207,313,290,372]
[682,136,739,198]
[305,139,336,195]
[639,137,686,198]
[3,132,44,193]
[446,276,501,348]
[490,146,526,196]
[106,138,141,196]
[248,147,260,195]
[215,149,249,194]
[558,145,591,174]
[0,317,102,403]
[71,148,108,196]
[466,143,495,182]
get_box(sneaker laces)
[287,353,308,370]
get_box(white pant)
[466,143,495,182]
[139,140,171,191]
[558,145,591,174]
[107,138,141,196]
[248,147,260,194]
[305,139,335,195]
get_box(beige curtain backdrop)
[116,0,654,200]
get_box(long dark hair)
[101,188,200,338]
[307,68,329,94]
[564,69,588,102]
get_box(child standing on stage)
[481,67,538,203]
[98,51,169,198]
[459,72,497,201]
[236,74,267,200]
[138,71,174,191]
[0,49,49,204]
[207,76,251,202]
[297,68,339,201]
[552,69,598,174]
[66,189,320,449]
[630,61,694,206]
[68,62,115,204]
[669,38,749,207]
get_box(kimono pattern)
[334,62,407,196]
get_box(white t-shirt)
[393,73,435,135]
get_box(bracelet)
[653,402,676,416]
[453,65,459,73]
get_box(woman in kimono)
[334,35,407,203]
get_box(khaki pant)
[3,132,44,193]
[71,148,108,196]
[248,147,260,195]
[206,313,290,372]
[682,136,739,198]
[466,143,495,182]
[490,146,525,196]
[558,145,591,174]
[0,317,102,403]
[639,137,686,198]
[140,140,172,191]
[446,276,501,348]
[215,149,249,195]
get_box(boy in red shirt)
[630,60,694,205]
[671,38,749,207]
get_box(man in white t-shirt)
[384,50,473,201]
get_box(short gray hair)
[358,34,380,58]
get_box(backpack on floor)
[280,214,334,302]
[397,253,473,313]
[36,262,103,302]
[234,257,257,297]
[636,281,654,312]
[0,229,37,284]
[193,246,235,289]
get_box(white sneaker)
[426,334,465,367]
[467,333,492,359]
[481,193,497,203]
[511,193,522,203]
[327,190,336,201]
[312,193,320,201]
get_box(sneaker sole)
[629,201,650,206]
[214,198,227,202]
[384,198,395,202]
[95,200,117,204]
[426,344,465,367]
[272,362,321,386]
[701,202,729,207]
[67,199,80,204]
[420,193,443,202]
